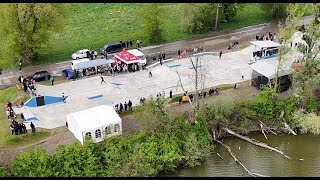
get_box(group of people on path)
[114,100,132,114]
[18,75,37,96]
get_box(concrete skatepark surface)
[18,46,257,130]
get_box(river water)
[163,133,320,177]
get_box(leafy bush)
[292,109,320,135]
[0,167,10,177]
[11,147,54,177]
[254,86,278,123]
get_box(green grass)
[0,87,50,149]
[0,3,276,69]
[218,4,273,32]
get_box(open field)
[0,3,275,69]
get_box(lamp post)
[215,3,222,31]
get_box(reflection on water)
[162,133,320,177]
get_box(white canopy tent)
[67,105,122,145]
[250,40,281,61]
[71,58,114,70]
[250,58,294,79]
[250,41,281,48]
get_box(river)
[162,133,320,177]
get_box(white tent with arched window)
[67,105,122,145]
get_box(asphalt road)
[0,16,314,90]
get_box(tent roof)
[73,58,113,70]
[128,49,145,57]
[250,58,294,79]
[114,49,141,64]
[67,105,121,132]
[250,41,281,48]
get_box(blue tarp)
[24,96,63,107]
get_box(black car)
[100,41,125,55]
[26,71,51,82]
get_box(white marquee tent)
[67,105,122,145]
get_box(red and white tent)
[114,49,141,65]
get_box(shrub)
[292,109,320,135]
[254,86,278,123]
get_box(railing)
[146,52,219,70]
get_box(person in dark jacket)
[119,103,123,113]
[124,102,128,111]
[162,53,165,60]
[18,123,23,134]
[14,122,19,135]
[169,90,172,98]
[128,100,132,111]
[22,123,27,134]
[30,122,36,133]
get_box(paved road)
[0,16,314,90]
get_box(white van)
[72,49,90,60]
[128,49,147,65]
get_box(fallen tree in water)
[212,130,268,177]
[222,127,292,160]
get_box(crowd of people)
[177,88,220,104]
[255,32,278,42]
[252,32,280,59]
[114,100,133,114]
[5,101,36,135]
[18,75,37,96]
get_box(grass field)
[0,3,312,69]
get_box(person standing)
[136,39,141,48]
[241,72,244,80]
[30,122,36,133]
[0,68,2,76]
[219,51,222,59]
[22,123,27,134]
[119,103,123,113]
[50,75,54,86]
[178,49,181,58]
[148,68,152,77]
[19,62,22,73]
[128,100,132,111]
[162,53,165,60]
[62,93,66,103]
[130,40,133,47]
[6,110,10,119]
[100,74,106,84]
[21,113,25,122]
[10,123,14,135]
[124,102,128,111]
[94,51,98,59]
[169,90,172,98]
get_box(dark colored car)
[26,71,51,82]
[100,41,125,55]
[61,69,76,80]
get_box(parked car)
[61,69,76,80]
[72,49,90,60]
[100,42,125,55]
[26,71,51,82]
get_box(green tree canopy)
[0,3,65,65]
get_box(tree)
[0,3,65,65]
[221,3,244,22]
[291,4,320,110]
[140,3,163,44]
[181,3,216,34]
[274,4,304,92]
[261,3,289,19]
